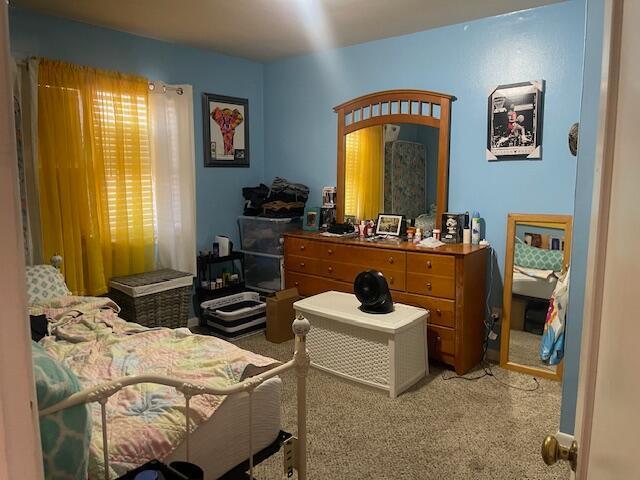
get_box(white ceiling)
[11,0,564,62]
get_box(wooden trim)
[343,114,440,134]
[334,89,455,111]
[0,3,44,476]
[499,213,573,381]
[336,107,346,223]
[335,89,454,223]
[436,97,451,229]
[575,0,623,476]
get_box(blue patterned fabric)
[514,241,563,271]
[26,265,71,304]
[32,341,91,480]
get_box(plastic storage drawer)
[238,216,301,255]
[244,253,284,292]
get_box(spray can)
[471,212,481,245]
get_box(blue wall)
[560,0,606,434]
[264,0,586,352]
[8,8,265,249]
[264,1,585,281]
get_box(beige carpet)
[232,333,569,480]
[509,329,556,372]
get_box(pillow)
[514,242,564,271]
[32,341,91,480]
[26,265,71,305]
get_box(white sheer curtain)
[13,57,42,265]
[149,82,196,275]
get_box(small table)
[294,291,428,398]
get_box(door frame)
[572,0,623,477]
[0,3,44,478]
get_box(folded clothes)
[270,177,309,202]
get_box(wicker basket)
[109,269,193,328]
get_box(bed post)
[293,314,310,480]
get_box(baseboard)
[187,317,200,328]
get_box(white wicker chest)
[294,291,428,398]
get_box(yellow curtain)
[344,125,383,220]
[38,59,155,295]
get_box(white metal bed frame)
[39,315,311,480]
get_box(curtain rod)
[148,82,183,95]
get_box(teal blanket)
[32,341,91,480]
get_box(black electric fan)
[354,270,394,314]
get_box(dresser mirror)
[334,90,453,229]
[500,213,573,381]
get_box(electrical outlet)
[491,307,502,322]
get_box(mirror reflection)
[344,123,438,223]
[502,214,572,378]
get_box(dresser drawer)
[406,273,455,299]
[285,270,351,296]
[285,255,321,275]
[427,324,455,357]
[319,261,405,291]
[407,252,455,277]
[321,244,406,271]
[285,236,319,257]
[397,293,455,328]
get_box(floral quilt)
[32,296,279,479]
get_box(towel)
[540,267,570,365]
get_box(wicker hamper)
[109,269,193,328]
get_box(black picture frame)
[375,214,404,236]
[202,93,250,168]
[487,80,544,160]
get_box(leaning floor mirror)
[500,213,573,381]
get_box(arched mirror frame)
[334,89,454,228]
[500,213,573,381]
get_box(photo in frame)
[375,214,403,236]
[487,80,544,160]
[303,207,321,231]
[202,93,249,167]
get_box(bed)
[27,265,309,480]
[512,266,558,299]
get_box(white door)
[570,0,640,477]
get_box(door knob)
[541,435,577,472]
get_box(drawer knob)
[388,257,394,264]
[389,276,394,284]
[426,282,432,290]
[436,335,441,342]
[328,266,334,273]
[299,262,305,268]
[328,248,334,255]
[436,308,442,315]
[295,281,299,286]
[300,245,306,251]
[426,260,432,268]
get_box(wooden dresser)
[283,231,488,374]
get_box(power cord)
[441,246,540,392]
